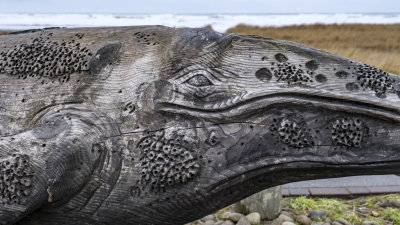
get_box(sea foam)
[1,13,400,32]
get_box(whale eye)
[186,74,212,87]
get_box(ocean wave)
[1,13,400,32]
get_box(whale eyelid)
[185,74,213,87]
[175,69,215,85]
[206,68,223,82]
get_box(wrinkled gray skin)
[1,26,400,225]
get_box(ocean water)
[1,13,400,32]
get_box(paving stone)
[309,187,349,196]
[367,186,400,194]
[289,188,310,196]
[282,188,290,196]
[347,186,370,195]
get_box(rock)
[220,212,232,220]
[332,222,342,225]
[220,211,244,221]
[311,223,324,225]
[371,211,379,217]
[270,218,285,225]
[325,218,332,223]
[357,207,370,214]
[362,222,380,225]
[278,214,293,222]
[237,217,251,225]
[378,199,400,208]
[245,212,261,225]
[234,186,282,220]
[215,222,225,225]
[323,223,330,225]
[221,221,235,225]
[336,218,350,225]
[280,211,292,217]
[282,222,296,225]
[308,210,328,221]
[205,220,215,225]
[202,215,215,221]
[295,214,311,225]
[260,222,272,225]
[228,212,244,222]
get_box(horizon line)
[0,12,400,15]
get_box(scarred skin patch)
[0,37,93,79]
[0,154,34,205]
[137,130,200,193]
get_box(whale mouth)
[205,159,400,200]
[159,92,400,122]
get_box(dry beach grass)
[227,24,400,75]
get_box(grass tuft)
[284,194,400,224]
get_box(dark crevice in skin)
[146,161,400,225]
[115,121,257,137]
[112,104,399,225]
[0,101,85,138]
[27,101,85,126]
[209,160,400,193]
[159,92,400,122]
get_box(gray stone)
[270,218,285,225]
[378,199,400,208]
[308,210,328,221]
[311,223,324,225]
[221,221,235,225]
[260,222,272,225]
[332,222,342,225]
[295,214,311,225]
[205,220,216,225]
[245,212,261,225]
[362,221,380,225]
[234,186,282,220]
[278,214,293,222]
[215,222,225,225]
[220,212,232,220]
[228,212,244,222]
[282,222,296,225]
[237,217,251,225]
[202,215,215,221]
[336,218,350,225]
